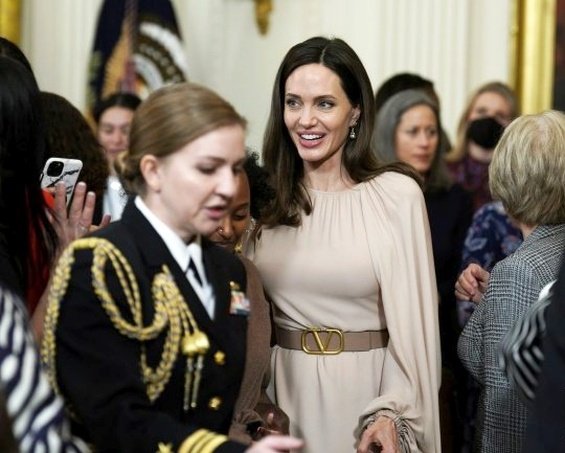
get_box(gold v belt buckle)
[300,328,344,355]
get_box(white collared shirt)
[103,175,128,221]
[134,196,215,318]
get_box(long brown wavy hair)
[261,36,417,227]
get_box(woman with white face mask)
[43,82,302,453]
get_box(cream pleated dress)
[248,172,441,452]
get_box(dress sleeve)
[461,204,494,270]
[357,173,441,453]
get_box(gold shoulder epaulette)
[42,237,210,405]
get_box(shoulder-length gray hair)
[373,89,452,193]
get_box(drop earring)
[349,126,356,139]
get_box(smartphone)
[40,157,83,205]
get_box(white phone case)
[40,157,83,205]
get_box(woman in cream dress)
[248,37,441,453]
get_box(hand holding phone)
[40,157,83,206]
[48,181,110,254]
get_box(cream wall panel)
[21,0,103,109]
[21,0,512,152]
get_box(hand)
[357,416,399,453]
[48,182,110,252]
[455,263,490,304]
[254,403,290,437]
[246,435,303,452]
[265,410,288,435]
[33,182,110,343]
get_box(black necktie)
[187,258,203,286]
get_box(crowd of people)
[1,33,564,453]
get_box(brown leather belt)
[275,327,389,355]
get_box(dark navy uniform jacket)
[50,201,249,453]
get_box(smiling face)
[209,171,251,252]
[395,104,439,175]
[283,63,360,172]
[142,124,246,242]
[97,106,135,164]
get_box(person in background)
[93,91,141,221]
[374,72,452,153]
[42,82,302,453]
[446,82,518,212]
[374,72,439,113]
[0,36,35,76]
[0,40,106,317]
[374,90,472,326]
[210,151,288,444]
[374,89,473,452]
[41,91,110,225]
[0,48,92,443]
[27,92,113,339]
[237,152,276,255]
[0,56,58,311]
[448,83,520,452]
[458,110,565,453]
[455,206,523,453]
[210,151,274,255]
[248,36,440,452]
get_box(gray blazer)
[458,224,565,453]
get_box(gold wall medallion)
[254,0,272,35]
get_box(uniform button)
[208,396,222,410]
[157,443,173,453]
[214,351,226,365]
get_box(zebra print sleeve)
[0,287,88,452]
[499,280,555,403]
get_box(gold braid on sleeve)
[41,238,210,406]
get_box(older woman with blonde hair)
[458,110,565,453]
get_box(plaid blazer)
[458,224,565,453]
